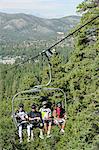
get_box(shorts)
[17,121,28,129]
[43,119,52,124]
[54,118,65,125]
[30,121,44,129]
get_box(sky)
[0,0,84,18]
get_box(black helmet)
[19,103,24,108]
[31,104,36,109]
[40,96,48,102]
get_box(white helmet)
[42,101,47,106]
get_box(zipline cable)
[1,15,99,74]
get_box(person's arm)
[15,111,21,120]
[28,112,40,121]
[25,113,28,120]
[53,109,57,118]
[39,112,43,121]
[15,110,19,117]
[63,110,67,120]
[48,109,52,119]
[28,117,35,121]
[28,112,33,121]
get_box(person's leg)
[61,119,66,130]
[57,123,61,129]
[27,124,32,142]
[39,122,44,139]
[60,119,66,133]
[18,125,22,143]
[39,128,44,139]
[47,121,51,136]
[47,121,52,138]
[54,119,61,129]
[44,122,47,134]
[31,129,34,141]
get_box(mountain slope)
[0,12,80,42]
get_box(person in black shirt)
[27,104,44,141]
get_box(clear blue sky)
[0,0,84,18]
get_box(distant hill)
[0,12,80,43]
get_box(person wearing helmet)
[53,102,67,134]
[15,103,28,143]
[39,101,52,138]
[27,104,44,141]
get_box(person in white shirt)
[39,101,52,138]
[15,103,28,143]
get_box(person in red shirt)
[53,102,67,134]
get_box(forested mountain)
[0,0,99,150]
[0,12,80,59]
[0,12,80,42]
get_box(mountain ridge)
[0,12,80,42]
